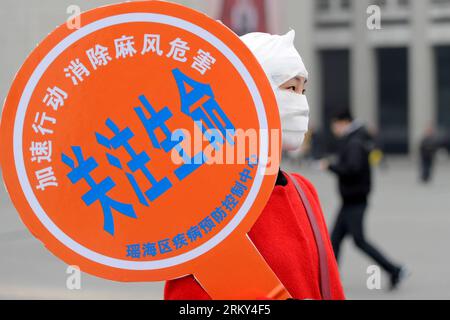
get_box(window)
[397,0,410,7]
[341,0,352,10]
[316,0,330,12]
[373,0,387,8]
[432,0,450,5]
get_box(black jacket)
[329,123,373,203]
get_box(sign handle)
[194,235,292,300]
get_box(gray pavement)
[1,157,450,299]
[284,155,450,300]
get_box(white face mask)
[275,88,310,152]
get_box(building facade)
[1,0,450,154]
[305,0,450,154]
[206,0,450,154]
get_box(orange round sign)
[0,1,282,295]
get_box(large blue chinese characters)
[62,68,235,237]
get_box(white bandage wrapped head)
[240,30,310,151]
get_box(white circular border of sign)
[13,13,269,270]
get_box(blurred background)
[1,0,450,299]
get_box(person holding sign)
[165,30,345,300]
[0,1,340,300]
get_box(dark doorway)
[319,49,351,154]
[435,46,450,153]
[435,46,450,129]
[376,47,409,154]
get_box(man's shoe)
[390,266,410,291]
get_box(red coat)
[164,173,345,300]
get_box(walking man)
[321,111,408,290]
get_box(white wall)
[0,0,210,106]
